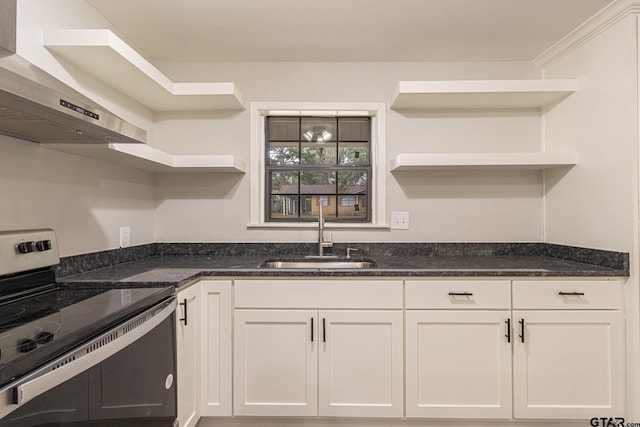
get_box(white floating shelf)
[390,79,577,110]
[45,143,246,174]
[390,152,578,172]
[43,29,245,112]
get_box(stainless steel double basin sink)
[259,258,377,269]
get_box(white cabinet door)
[513,310,624,419]
[200,280,232,416]
[175,283,201,427]
[405,310,512,419]
[318,311,403,418]
[234,310,318,416]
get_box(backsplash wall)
[0,136,156,256]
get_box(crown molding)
[534,0,640,69]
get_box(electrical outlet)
[119,226,131,248]
[391,211,409,230]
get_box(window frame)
[248,102,387,229]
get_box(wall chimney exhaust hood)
[0,56,147,144]
[0,1,146,145]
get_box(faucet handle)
[346,247,359,258]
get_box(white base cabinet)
[319,310,404,417]
[512,280,625,419]
[233,279,404,418]
[513,310,624,418]
[405,280,512,418]
[175,283,201,427]
[233,309,404,418]
[234,309,318,417]
[404,278,625,421]
[176,280,232,427]
[200,276,624,424]
[406,310,512,418]
[200,280,233,417]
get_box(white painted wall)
[542,15,636,253]
[0,135,156,256]
[541,12,639,419]
[153,61,544,243]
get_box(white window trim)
[248,101,388,229]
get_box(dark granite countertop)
[56,242,629,289]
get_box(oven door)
[0,297,177,427]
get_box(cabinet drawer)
[234,279,403,309]
[405,280,511,309]
[512,280,622,309]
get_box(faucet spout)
[317,199,333,256]
[318,204,325,256]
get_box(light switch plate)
[391,211,409,230]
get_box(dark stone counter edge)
[56,242,630,279]
[60,267,628,291]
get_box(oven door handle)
[10,297,176,408]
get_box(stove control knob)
[16,241,35,254]
[35,240,52,251]
[18,339,37,353]
[35,331,54,344]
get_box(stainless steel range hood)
[0,58,147,144]
[0,1,146,144]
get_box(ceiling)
[87,0,614,63]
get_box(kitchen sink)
[259,258,378,269]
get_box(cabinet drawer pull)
[448,292,473,297]
[311,318,314,342]
[519,319,525,343]
[505,318,511,343]
[558,291,585,296]
[179,298,188,326]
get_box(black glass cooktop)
[0,285,173,387]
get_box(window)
[266,116,371,222]
[248,102,386,229]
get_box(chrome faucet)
[317,202,333,256]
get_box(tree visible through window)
[266,116,371,222]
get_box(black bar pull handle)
[311,318,314,342]
[518,319,525,343]
[558,291,585,296]
[322,318,326,343]
[505,318,511,343]
[448,292,473,297]
[179,298,188,326]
